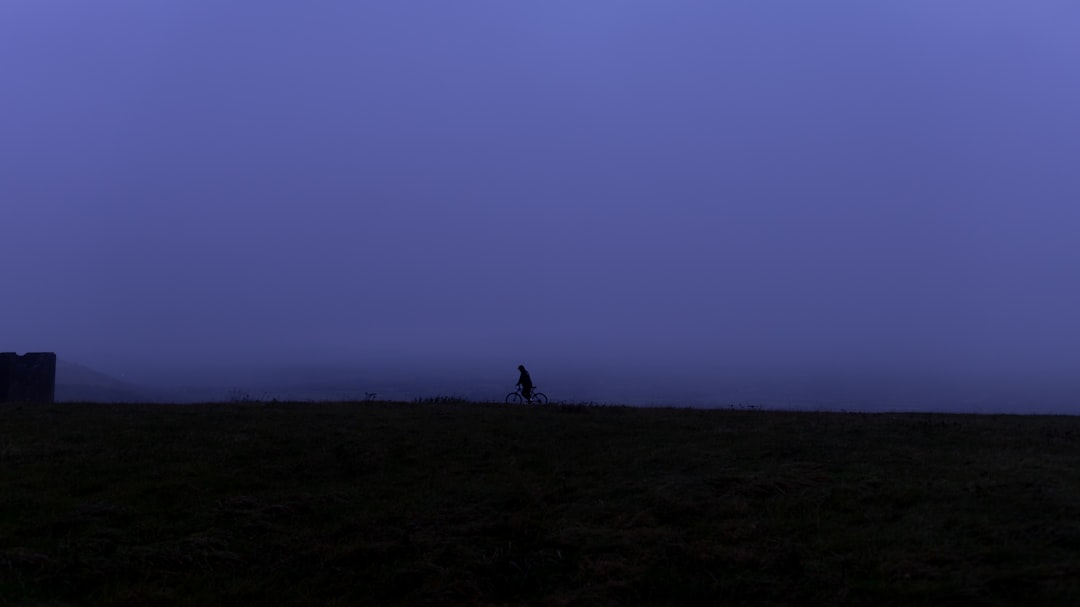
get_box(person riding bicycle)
[516,365,533,400]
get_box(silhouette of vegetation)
[226,388,253,403]
[411,394,471,404]
[3,402,1080,605]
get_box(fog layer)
[5,2,1079,411]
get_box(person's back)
[516,365,533,398]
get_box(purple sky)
[4,2,1079,407]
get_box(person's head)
[518,365,526,371]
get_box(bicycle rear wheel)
[530,392,548,404]
[506,392,523,404]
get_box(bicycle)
[505,386,548,405]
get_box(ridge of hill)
[55,360,162,403]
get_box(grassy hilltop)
[3,401,1080,606]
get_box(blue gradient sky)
[4,2,1079,407]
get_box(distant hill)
[55,360,161,403]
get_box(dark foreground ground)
[2,402,1080,606]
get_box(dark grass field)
[3,401,1080,606]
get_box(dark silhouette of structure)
[0,352,57,403]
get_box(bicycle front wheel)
[506,392,523,404]
[530,392,548,404]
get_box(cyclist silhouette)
[516,365,533,400]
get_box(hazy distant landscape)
[54,358,1080,415]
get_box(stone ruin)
[0,352,57,403]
